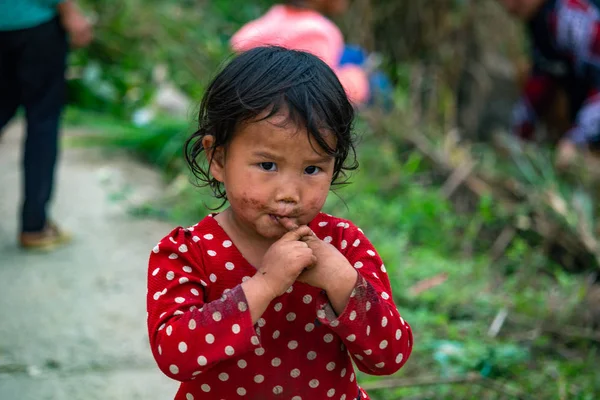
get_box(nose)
[275,174,300,206]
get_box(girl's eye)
[304,166,321,175]
[259,162,277,171]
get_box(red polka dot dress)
[147,213,413,400]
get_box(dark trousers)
[0,18,68,233]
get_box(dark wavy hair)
[184,46,358,206]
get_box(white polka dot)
[179,277,189,284]
[303,295,312,304]
[251,336,259,345]
[175,310,184,316]
[344,223,350,228]
[152,267,160,276]
[166,271,175,280]
[175,297,185,304]
[178,342,187,353]
[323,236,333,243]
[161,288,167,295]
[222,240,232,248]
[380,264,387,273]
[178,244,188,253]
[364,349,372,355]
[290,368,301,378]
[205,334,214,344]
[352,239,360,247]
[354,353,364,361]
[349,310,357,321]
[207,250,217,257]
[346,334,356,342]
[379,340,388,349]
[237,359,247,369]
[186,393,194,400]
[273,386,283,394]
[354,262,363,269]
[330,320,340,327]
[190,288,199,296]
[309,379,319,388]
[225,345,235,356]
[340,368,346,377]
[254,347,265,356]
[286,312,296,321]
[169,364,179,374]
[169,237,177,244]
[396,353,404,363]
[396,329,402,340]
[168,253,178,259]
[200,280,207,286]
[232,324,241,334]
[153,292,161,300]
[323,334,334,343]
[288,340,298,349]
[201,384,210,392]
[381,292,390,300]
[367,325,371,336]
[153,245,160,254]
[258,318,266,327]
[242,276,251,282]
[350,372,355,382]
[238,301,248,312]
[366,301,371,311]
[286,286,294,294]
[183,266,192,273]
[192,371,201,376]
[341,240,347,249]
[157,345,162,355]
[274,302,282,312]
[307,351,317,360]
[375,362,385,368]
[159,311,166,318]
[317,309,326,319]
[305,323,315,332]
[337,222,346,227]
[188,319,197,330]
[271,357,281,367]
[292,397,301,400]
[203,234,213,240]
[272,330,280,339]
[192,236,200,242]
[209,273,217,282]
[212,311,222,322]
[326,362,336,371]
[382,316,388,327]
[166,326,173,336]
[219,372,229,381]
[225,262,235,270]
[367,250,376,256]
[327,388,336,397]
[372,272,379,279]
[318,221,328,227]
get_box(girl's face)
[204,112,336,242]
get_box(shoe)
[19,221,72,251]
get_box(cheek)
[304,180,331,210]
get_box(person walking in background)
[0,0,93,250]
[230,0,393,109]
[497,0,600,170]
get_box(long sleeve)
[146,227,261,382]
[314,222,413,375]
[512,69,558,141]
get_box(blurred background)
[1,0,600,399]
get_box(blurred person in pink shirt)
[231,0,392,108]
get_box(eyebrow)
[252,151,333,164]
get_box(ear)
[202,135,226,183]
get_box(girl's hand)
[255,225,316,299]
[59,1,93,49]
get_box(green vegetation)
[67,0,600,398]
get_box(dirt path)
[0,121,178,399]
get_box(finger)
[279,225,314,242]
[277,217,299,231]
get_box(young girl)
[230,0,373,107]
[147,46,412,400]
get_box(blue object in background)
[340,45,393,110]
